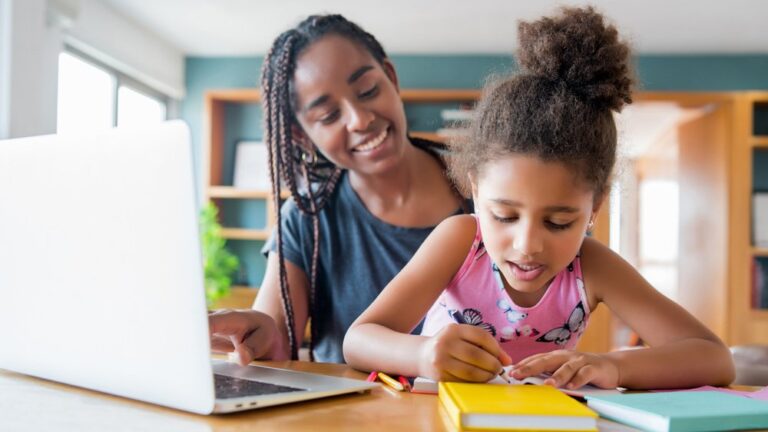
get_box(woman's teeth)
[353,129,387,152]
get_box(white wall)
[0,0,184,139]
[67,0,184,100]
[2,0,62,138]
[0,0,10,139]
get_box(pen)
[452,309,510,383]
[377,372,405,391]
[366,371,378,382]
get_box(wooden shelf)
[210,286,259,309]
[205,89,260,102]
[220,228,270,241]
[410,131,444,142]
[208,186,269,199]
[205,88,480,104]
[400,89,480,102]
[207,186,290,200]
[753,247,768,257]
[753,136,768,148]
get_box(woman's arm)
[344,215,511,380]
[251,252,310,360]
[209,252,310,363]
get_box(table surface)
[0,360,761,432]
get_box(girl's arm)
[583,237,734,388]
[513,237,734,389]
[344,215,511,380]
[512,238,734,389]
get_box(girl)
[343,7,735,390]
[209,15,468,364]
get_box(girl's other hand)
[417,324,513,382]
[208,309,278,365]
[510,349,620,389]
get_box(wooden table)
[0,361,758,432]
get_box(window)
[117,86,166,128]
[57,49,168,134]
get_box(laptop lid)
[0,121,216,414]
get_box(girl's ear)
[382,59,400,92]
[591,192,607,216]
[589,192,607,228]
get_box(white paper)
[233,141,270,190]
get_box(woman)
[209,14,468,363]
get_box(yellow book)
[438,382,598,432]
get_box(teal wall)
[182,54,768,287]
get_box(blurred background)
[1,0,767,356]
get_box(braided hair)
[261,14,456,360]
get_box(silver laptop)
[0,121,376,414]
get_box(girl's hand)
[417,324,513,382]
[510,350,620,389]
[208,309,279,365]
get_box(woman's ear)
[382,59,400,92]
[290,124,312,151]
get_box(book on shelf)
[585,391,768,432]
[440,107,475,122]
[753,257,768,309]
[439,381,598,432]
[435,127,470,138]
[413,366,624,399]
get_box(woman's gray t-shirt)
[265,170,467,363]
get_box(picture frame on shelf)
[233,140,270,190]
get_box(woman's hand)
[510,349,620,389]
[417,324,512,382]
[208,309,279,365]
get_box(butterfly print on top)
[535,301,586,346]
[448,308,496,337]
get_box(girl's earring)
[587,219,595,234]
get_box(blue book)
[586,391,768,432]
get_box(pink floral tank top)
[421,216,590,364]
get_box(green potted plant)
[199,202,239,305]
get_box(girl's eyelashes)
[545,221,574,231]
[492,214,518,223]
[491,212,575,231]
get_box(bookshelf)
[730,92,768,344]
[203,88,480,290]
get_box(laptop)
[0,121,377,414]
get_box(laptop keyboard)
[214,374,307,399]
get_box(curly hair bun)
[517,6,633,112]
